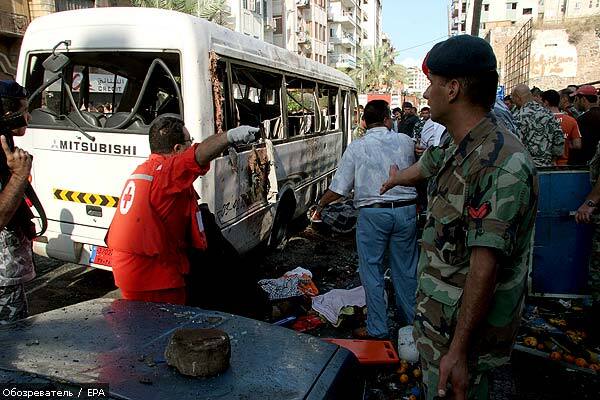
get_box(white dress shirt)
[329,126,417,208]
[419,119,446,148]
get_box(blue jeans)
[356,205,418,338]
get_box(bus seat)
[67,111,103,128]
[104,112,147,130]
[89,112,107,127]
[30,107,62,126]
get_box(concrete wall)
[529,27,600,89]
[28,0,55,19]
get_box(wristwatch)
[586,200,597,207]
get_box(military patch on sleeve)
[467,201,491,219]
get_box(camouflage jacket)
[414,113,539,371]
[514,101,564,167]
[0,180,35,287]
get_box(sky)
[381,0,450,68]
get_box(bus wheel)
[268,192,295,249]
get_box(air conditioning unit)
[327,43,335,52]
[265,17,277,31]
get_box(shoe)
[352,326,388,340]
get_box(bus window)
[25,51,181,133]
[350,91,361,130]
[229,63,283,140]
[286,77,317,137]
[212,60,233,133]
[317,85,339,133]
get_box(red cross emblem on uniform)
[119,181,136,215]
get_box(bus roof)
[20,7,356,89]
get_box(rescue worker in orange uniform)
[107,114,258,305]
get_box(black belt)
[361,199,417,209]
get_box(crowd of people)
[315,35,599,399]
[1,32,599,400]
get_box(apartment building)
[327,0,361,69]
[229,0,272,41]
[406,66,429,95]
[361,0,382,50]
[449,0,600,36]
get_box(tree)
[131,0,230,25]
[348,42,406,93]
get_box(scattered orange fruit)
[397,364,408,374]
[575,358,588,368]
[409,395,417,400]
[399,374,409,384]
[564,354,575,364]
[413,368,422,379]
[524,336,538,347]
[537,343,545,350]
[589,363,600,372]
[550,351,562,361]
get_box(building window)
[461,22,466,31]
[484,4,490,11]
[506,2,517,10]
[461,1,467,13]
[523,7,532,14]
[274,16,282,34]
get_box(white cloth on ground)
[311,286,366,325]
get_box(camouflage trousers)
[414,290,491,399]
[420,357,489,400]
[590,217,600,303]
[0,283,28,324]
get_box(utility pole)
[471,0,483,37]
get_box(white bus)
[15,7,359,269]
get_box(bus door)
[22,50,182,264]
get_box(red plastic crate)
[322,338,400,365]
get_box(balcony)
[328,11,357,27]
[341,0,356,8]
[330,33,357,48]
[296,0,310,8]
[0,12,29,37]
[331,54,356,69]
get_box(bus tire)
[268,191,296,249]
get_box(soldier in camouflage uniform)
[381,35,538,399]
[0,81,35,324]
[512,84,564,167]
[575,140,600,302]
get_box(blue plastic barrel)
[531,168,594,296]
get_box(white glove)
[226,125,260,144]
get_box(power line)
[394,35,449,53]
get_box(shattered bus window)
[25,51,181,133]
[286,78,317,137]
[229,64,283,140]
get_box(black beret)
[424,35,497,77]
[0,80,27,99]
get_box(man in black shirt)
[397,101,419,137]
[571,85,600,165]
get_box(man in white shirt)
[414,106,446,148]
[314,100,418,339]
